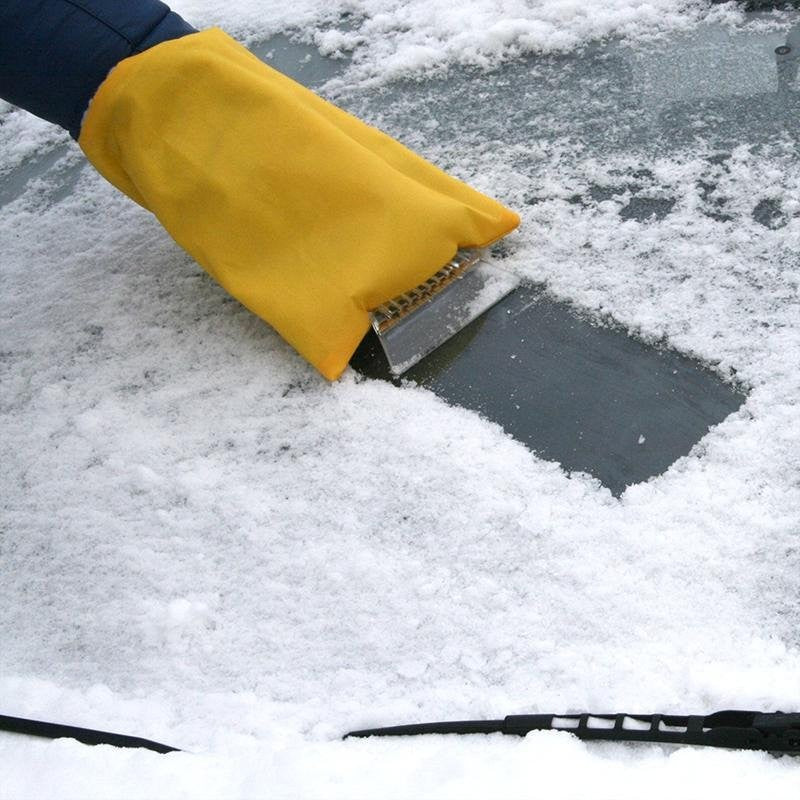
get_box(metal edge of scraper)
[370,250,521,375]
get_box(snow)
[2,724,798,800]
[171,0,748,78]
[2,2,800,798]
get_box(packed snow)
[173,0,748,77]
[1,2,799,798]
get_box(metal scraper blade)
[370,250,520,375]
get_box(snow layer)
[2,2,800,799]
[172,0,746,77]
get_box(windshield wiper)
[2,709,798,755]
[346,710,800,755]
[0,713,179,754]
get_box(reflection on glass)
[776,22,799,92]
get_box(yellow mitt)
[79,28,519,379]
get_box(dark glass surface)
[351,286,746,495]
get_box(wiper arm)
[0,713,179,754]
[346,710,800,755]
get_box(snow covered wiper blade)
[346,710,800,755]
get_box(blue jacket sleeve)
[0,0,196,138]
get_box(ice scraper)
[76,27,520,380]
[0,2,519,381]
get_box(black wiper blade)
[0,713,179,754]
[346,710,800,755]
[3,709,798,756]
